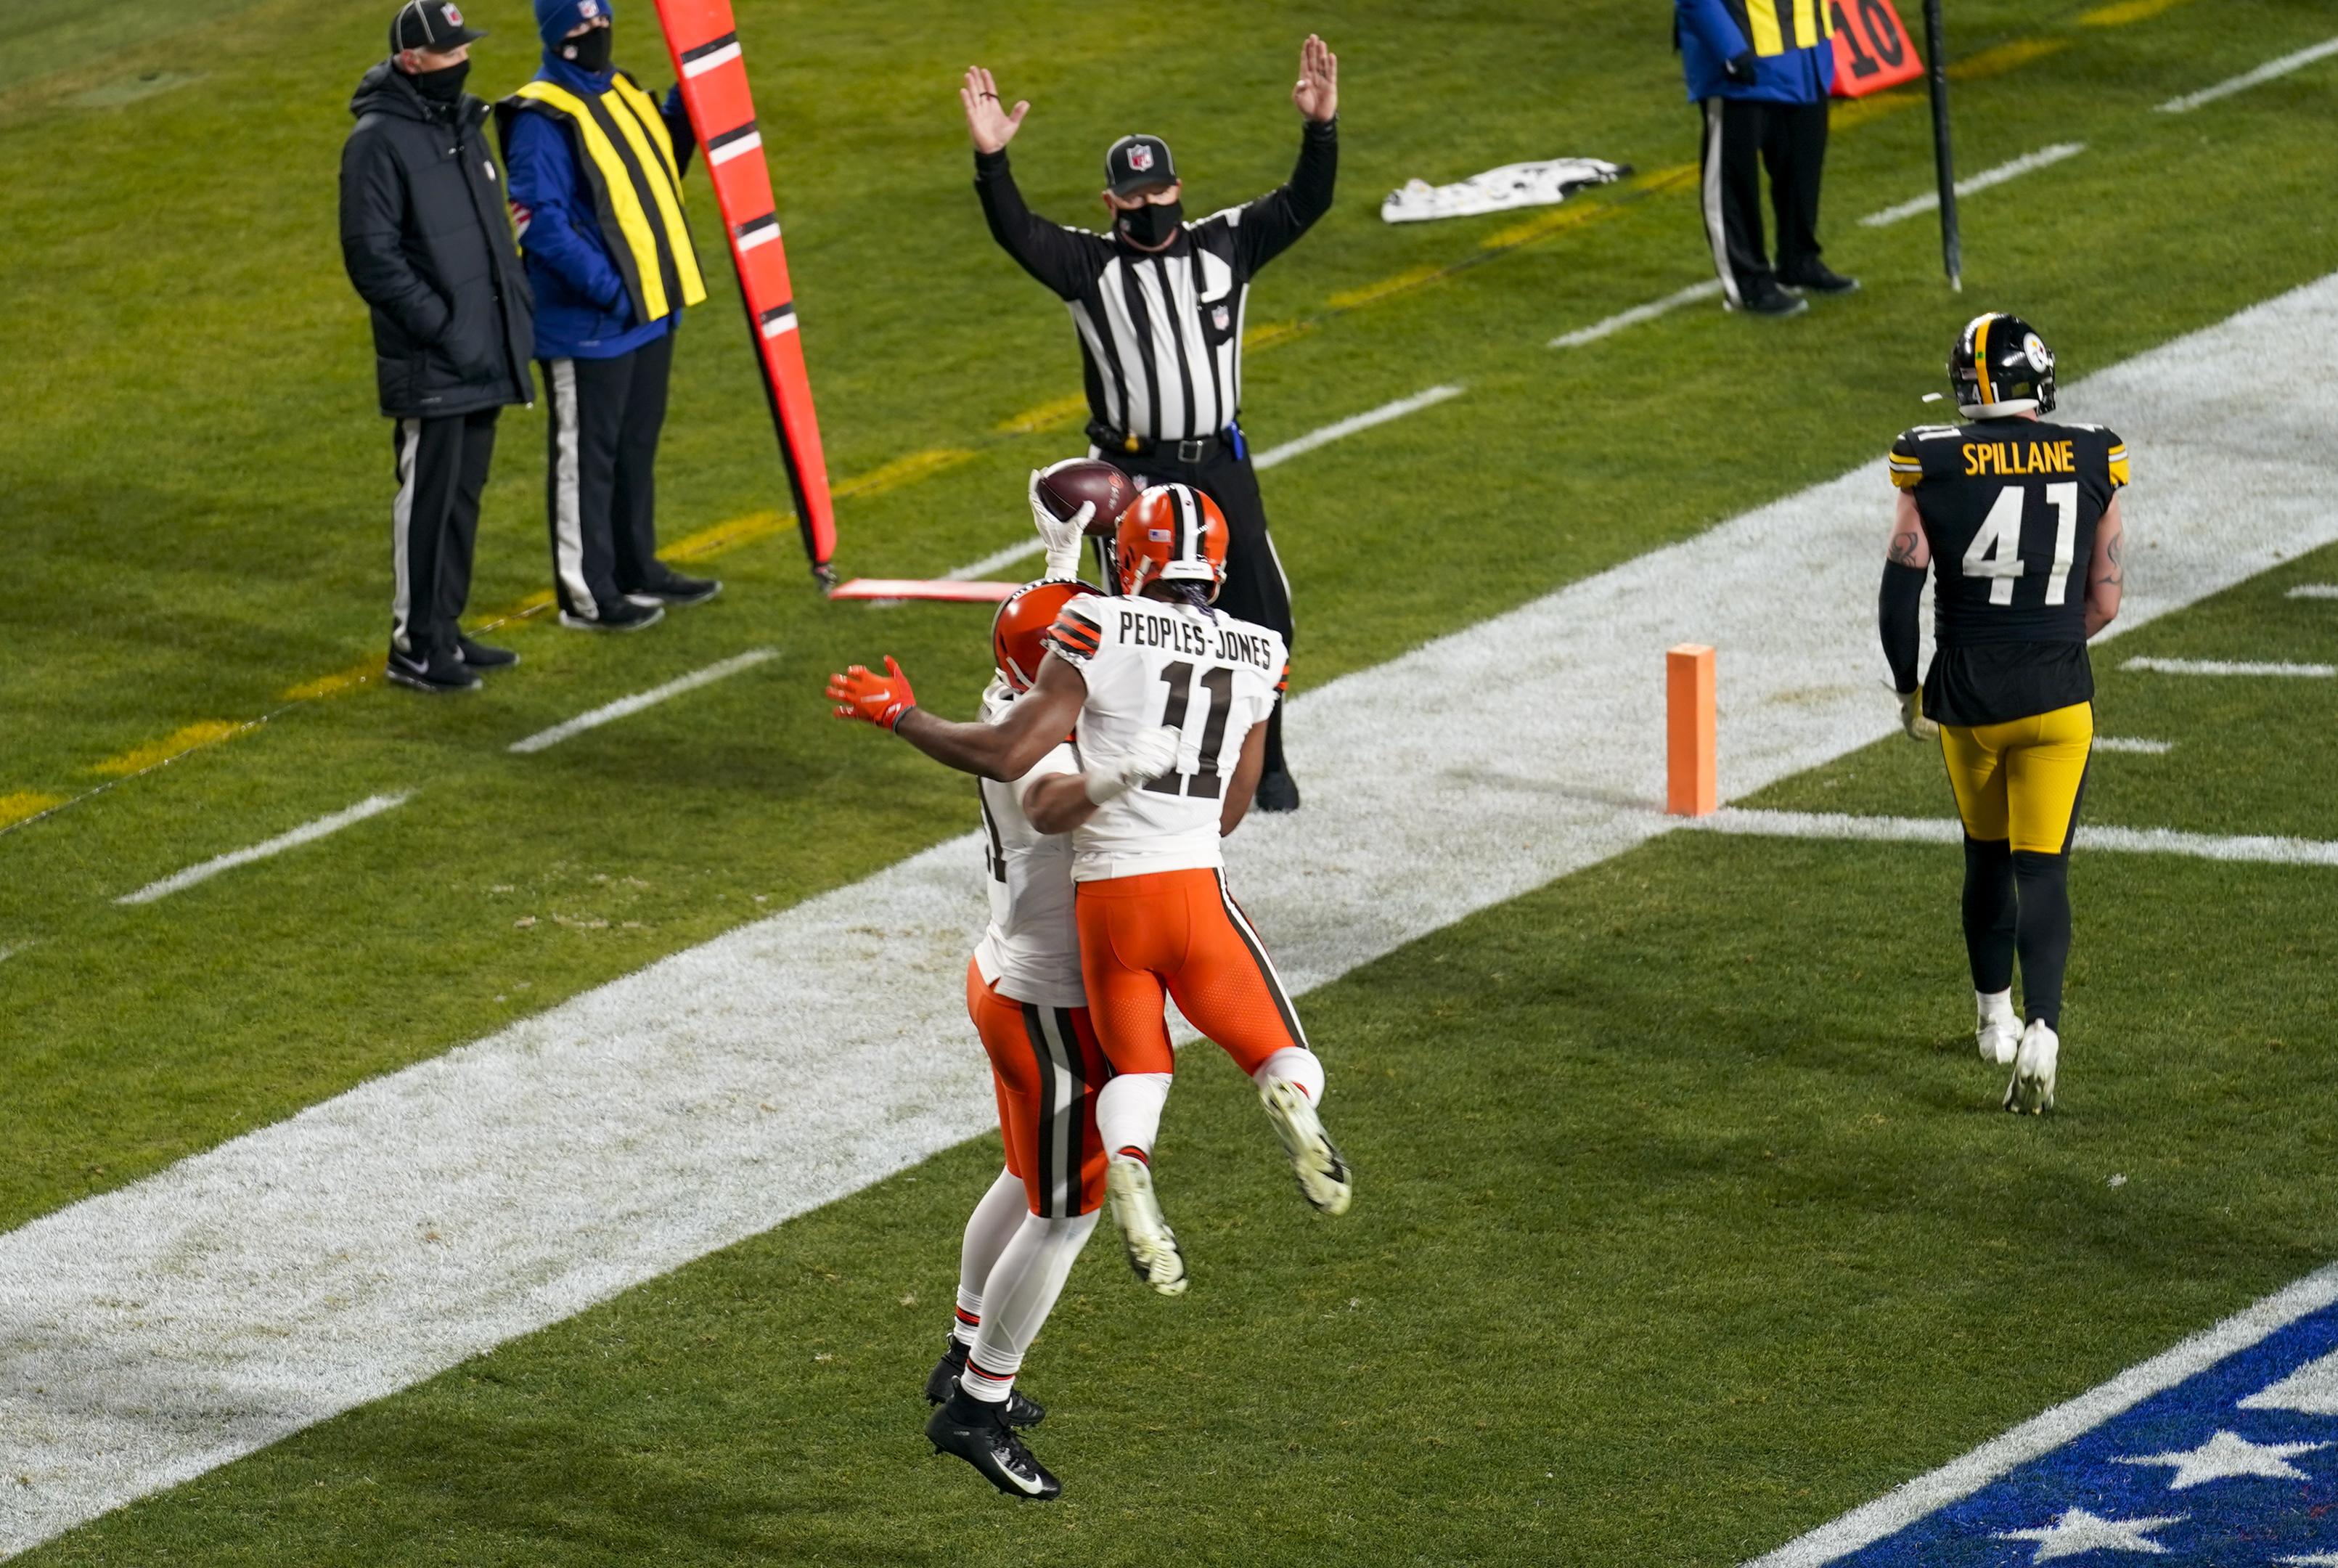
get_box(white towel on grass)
[1380,158,1629,224]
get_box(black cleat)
[626,571,722,608]
[457,636,518,671]
[385,645,479,693]
[1780,260,1860,295]
[923,1340,1045,1426]
[1734,284,1810,318]
[1254,769,1301,813]
[926,1391,1060,1499]
[559,597,664,633]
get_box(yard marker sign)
[651,0,838,587]
[1828,0,1924,97]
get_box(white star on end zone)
[1994,1508,2187,1561]
[2114,1429,2329,1489]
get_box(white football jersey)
[970,679,1084,1008]
[1045,594,1287,881]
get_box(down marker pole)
[1922,0,1963,290]
[1667,644,1717,817]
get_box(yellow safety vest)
[503,73,707,325]
[1734,0,1834,57]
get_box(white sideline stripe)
[1550,280,1724,348]
[1693,808,2338,865]
[2093,735,2173,754]
[2288,584,2338,600]
[507,650,778,754]
[1251,385,1465,470]
[2122,656,2336,677]
[113,795,412,907]
[9,276,2338,1559]
[938,387,1468,581]
[2159,35,2338,113]
[1741,1262,2338,1568]
[1859,144,2086,228]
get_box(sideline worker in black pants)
[959,35,1341,812]
[339,1,536,694]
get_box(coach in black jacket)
[961,36,1338,812]
[340,1,535,694]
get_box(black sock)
[1961,836,2017,995]
[2013,849,2072,1030]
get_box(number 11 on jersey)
[1143,660,1236,799]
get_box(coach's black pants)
[1699,96,1831,303]
[1096,441,1296,778]
[542,327,675,621]
[390,407,498,658]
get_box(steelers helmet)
[1950,312,2057,419]
[991,578,1099,692]
[1113,483,1227,600]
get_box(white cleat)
[1259,1077,1352,1216]
[1977,1016,2022,1066]
[1105,1155,1188,1296]
[2003,1019,2059,1115]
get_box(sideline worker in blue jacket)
[1675,0,1857,316]
[496,0,716,633]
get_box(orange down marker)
[1667,644,1717,817]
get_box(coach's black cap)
[391,0,487,52]
[1105,134,1177,197]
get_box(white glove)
[1029,465,1094,581]
[1900,689,1940,741]
[1084,726,1182,804]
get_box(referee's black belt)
[1090,423,1228,465]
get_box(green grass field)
[6,0,2338,1559]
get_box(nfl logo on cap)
[1128,144,1153,172]
[441,2,462,23]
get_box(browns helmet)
[1950,312,2057,420]
[992,579,1100,691]
[1113,483,1227,600]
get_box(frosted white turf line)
[2289,584,2338,600]
[7,275,2338,1558]
[1251,385,1465,470]
[1859,144,2086,228]
[1549,280,1724,348]
[2122,656,2336,677]
[1741,1264,2338,1568]
[112,794,413,907]
[1693,809,2338,866]
[2159,35,2338,113]
[942,538,1043,582]
[507,650,778,754]
[2093,736,2173,754]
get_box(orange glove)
[827,657,917,730]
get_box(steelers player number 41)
[1828,0,1924,97]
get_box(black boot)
[926,1389,1061,1499]
[923,1339,1045,1426]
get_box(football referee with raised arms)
[960,36,1338,813]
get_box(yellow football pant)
[1938,702,2093,854]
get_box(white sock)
[1977,988,2016,1026]
[963,1212,1100,1402]
[1251,1045,1325,1105]
[1096,1071,1173,1163]
[952,1168,1028,1347]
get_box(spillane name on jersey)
[973,680,1084,1009]
[1044,595,1288,882]
[1889,417,2129,647]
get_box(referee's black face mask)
[562,23,613,72]
[1117,198,1183,249]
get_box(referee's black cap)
[1105,134,1177,197]
[391,0,487,52]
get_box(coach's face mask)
[413,59,470,102]
[563,24,613,72]
[1117,197,1183,249]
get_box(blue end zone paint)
[1844,1303,2338,1564]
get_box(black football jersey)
[1889,417,2129,725]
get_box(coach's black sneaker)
[1254,769,1301,813]
[1736,283,1810,317]
[625,571,722,608]
[926,1389,1061,1500]
[457,637,518,671]
[923,1341,1045,1426]
[559,597,664,633]
[1780,260,1860,295]
[385,645,480,694]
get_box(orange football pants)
[965,960,1109,1218]
[1074,867,1308,1078]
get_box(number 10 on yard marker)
[1667,645,1718,818]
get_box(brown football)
[1036,460,1139,537]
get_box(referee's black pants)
[389,407,498,659]
[542,326,675,621]
[1699,95,1830,304]
[1095,441,1296,780]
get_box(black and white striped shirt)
[974,121,1336,446]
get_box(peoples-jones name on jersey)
[1116,609,1280,674]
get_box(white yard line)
[2093,735,2173,754]
[2122,656,2336,677]
[2159,35,2338,113]
[1251,385,1465,470]
[113,794,412,907]
[7,275,2338,1557]
[1693,808,2338,866]
[2286,584,2338,599]
[1549,280,1724,348]
[1860,143,2086,227]
[942,539,1044,582]
[1743,1263,2338,1568]
[507,650,778,754]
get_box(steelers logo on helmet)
[1949,311,2058,420]
[992,579,1100,693]
[1113,483,1228,601]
